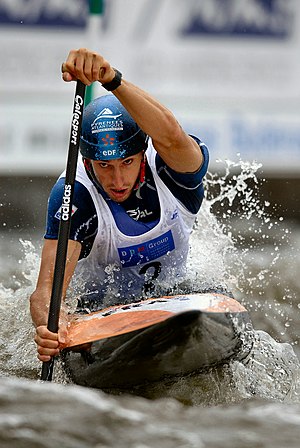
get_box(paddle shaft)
[41,80,86,381]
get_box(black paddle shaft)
[41,80,86,381]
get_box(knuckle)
[37,346,46,355]
[78,47,88,54]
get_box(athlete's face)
[91,152,144,202]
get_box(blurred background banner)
[0,0,299,176]
[0,0,88,27]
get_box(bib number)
[139,261,162,294]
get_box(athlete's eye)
[123,158,133,165]
[98,162,109,168]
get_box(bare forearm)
[114,79,202,172]
[30,288,52,328]
[30,239,81,328]
[114,79,181,147]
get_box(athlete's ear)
[83,158,92,172]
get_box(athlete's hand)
[61,48,115,86]
[34,324,68,362]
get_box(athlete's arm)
[61,48,203,174]
[30,239,81,362]
[30,176,96,362]
[113,82,202,174]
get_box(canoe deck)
[61,293,255,389]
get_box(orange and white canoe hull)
[62,293,254,389]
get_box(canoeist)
[30,48,209,362]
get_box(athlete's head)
[80,95,148,202]
[80,94,148,161]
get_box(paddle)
[41,80,86,381]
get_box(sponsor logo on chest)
[118,230,175,267]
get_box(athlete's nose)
[111,166,124,189]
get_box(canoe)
[61,292,255,389]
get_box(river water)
[1,160,300,447]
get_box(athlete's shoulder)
[45,177,98,249]
[152,134,209,214]
[49,177,92,205]
[47,177,96,227]
[189,134,209,179]
[155,134,209,188]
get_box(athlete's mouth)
[109,188,129,199]
[112,188,127,194]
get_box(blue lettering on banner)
[118,230,175,268]
[0,0,88,27]
[181,0,292,38]
[231,120,300,155]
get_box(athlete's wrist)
[102,68,122,91]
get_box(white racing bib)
[71,142,197,308]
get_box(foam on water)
[0,157,299,405]
[2,376,300,448]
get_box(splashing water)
[185,157,300,403]
[232,331,300,403]
[188,157,296,303]
[183,158,262,296]
[0,157,299,404]
[0,239,41,379]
